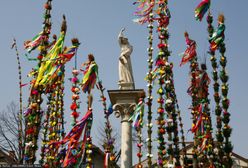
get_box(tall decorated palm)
[96,81,117,168]
[12,39,25,163]
[154,1,170,166]
[208,14,233,167]
[206,11,225,166]
[180,32,201,166]
[133,0,183,167]
[181,32,215,166]
[133,0,155,167]
[23,0,53,163]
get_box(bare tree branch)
[0,124,17,158]
[0,102,25,163]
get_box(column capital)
[113,103,136,121]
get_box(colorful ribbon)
[195,0,211,21]
[81,61,98,93]
[180,32,197,66]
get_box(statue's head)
[121,37,129,45]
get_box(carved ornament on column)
[113,103,136,122]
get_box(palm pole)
[83,60,98,168]
[97,81,116,167]
[43,15,67,167]
[157,1,181,166]
[65,40,83,167]
[146,16,154,168]
[155,1,182,166]
[216,14,233,167]
[191,59,200,168]
[50,76,65,166]
[191,56,200,168]
[133,97,145,168]
[85,111,93,168]
[12,39,24,163]
[84,90,93,168]
[47,88,58,166]
[207,13,225,166]
[59,70,66,147]
[163,41,181,167]
[172,82,188,166]
[185,32,216,166]
[181,32,200,167]
[40,37,57,166]
[71,68,80,126]
[40,93,52,166]
[146,8,155,168]
[154,1,174,165]
[40,33,58,166]
[153,1,185,165]
[46,75,65,167]
[131,1,157,167]
[70,39,81,126]
[24,0,52,164]
[198,63,215,165]
[156,66,165,167]
[162,32,188,165]
[155,2,168,166]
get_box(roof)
[133,142,248,167]
[232,152,248,163]
[0,150,16,164]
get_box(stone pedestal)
[118,82,135,90]
[108,89,145,168]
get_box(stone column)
[108,90,145,168]
[114,103,135,168]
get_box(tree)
[0,102,25,163]
[97,121,148,166]
[97,122,120,165]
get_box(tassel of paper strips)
[195,0,211,21]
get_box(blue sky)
[0,0,247,163]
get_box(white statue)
[118,28,135,90]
